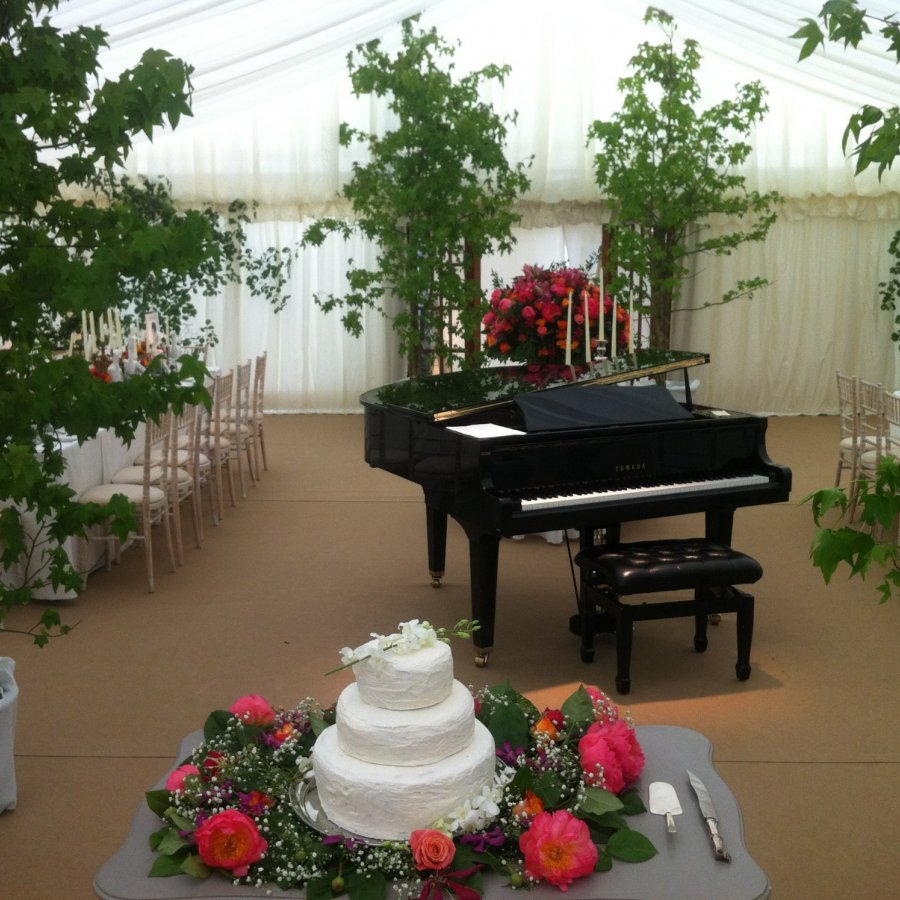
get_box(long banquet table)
[94,725,771,900]
[3,427,140,600]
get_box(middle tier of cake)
[336,680,477,766]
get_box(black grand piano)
[360,350,791,665]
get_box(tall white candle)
[599,266,605,347]
[628,298,634,354]
[583,289,590,363]
[81,311,89,358]
[565,290,573,366]
[610,291,617,358]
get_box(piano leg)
[466,531,499,667]
[425,501,448,588]
[705,508,734,545]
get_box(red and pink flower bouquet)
[482,264,631,367]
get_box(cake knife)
[686,770,732,862]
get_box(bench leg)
[734,588,754,681]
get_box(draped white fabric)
[51,0,900,413]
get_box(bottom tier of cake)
[312,721,497,841]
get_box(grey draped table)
[94,725,770,900]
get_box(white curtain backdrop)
[51,0,900,413]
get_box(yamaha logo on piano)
[615,462,648,473]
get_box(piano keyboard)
[518,473,770,511]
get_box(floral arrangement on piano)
[482,265,631,373]
[146,682,656,898]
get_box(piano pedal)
[709,612,722,625]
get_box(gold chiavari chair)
[78,412,176,592]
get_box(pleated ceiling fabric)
[47,0,900,412]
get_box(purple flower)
[496,741,524,767]
[460,827,506,853]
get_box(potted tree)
[587,7,780,352]
[302,15,531,377]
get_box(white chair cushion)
[79,483,167,506]
[111,465,164,485]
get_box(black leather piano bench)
[573,538,763,694]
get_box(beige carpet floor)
[1,412,898,899]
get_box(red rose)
[202,750,226,777]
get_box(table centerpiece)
[147,630,656,898]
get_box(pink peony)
[194,809,268,877]
[578,720,644,792]
[410,829,456,870]
[519,810,599,890]
[229,694,276,727]
[578,727,625,792]
[165,764,200,792]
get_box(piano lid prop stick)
[599,249,605,348]
[565,289,573,367]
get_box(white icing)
[354,640,452,710]
[312,722,497,841]
[336,681,476,766]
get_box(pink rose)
[195,809,268,877]
[519,810,598,890]
[410,829,456,870]
[521,304,537,320]
[165,764,200,792]
[583,686,619,724]
[229,694,276,727]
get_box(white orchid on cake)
[147,621,656,898]
[334,618,479,672]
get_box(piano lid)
[359,349,710,422]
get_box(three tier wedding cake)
[312,621,497,841]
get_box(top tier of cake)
[354,639,453,710]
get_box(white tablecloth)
[2,427,141,600]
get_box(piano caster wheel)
[429,571,443,588]
[615,675,631,695]
[474,650,490,668]
[736,662,751,681]
[694,634,708,653]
